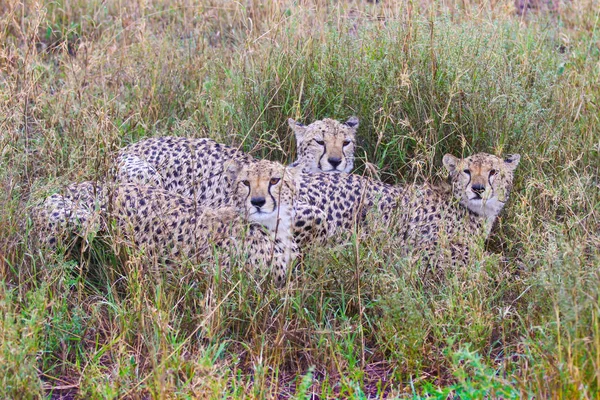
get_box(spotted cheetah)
[31,160,300,286]
[385,152,521,265]
[289,152,521,264]
[287,116,359,173]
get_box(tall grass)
[1,0,599,397]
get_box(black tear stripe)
[488,173,496,188]
[267,183,278,213]
[244,184,251,206]
[317,143,327,170]
[487,173,496,198]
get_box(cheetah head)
[288,116,358,173]
[228,159,299,231]
[443,152,520,220]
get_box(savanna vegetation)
[1,0,599,398]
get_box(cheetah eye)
[489,169,497,177]
[269,178,281,185]
[314,139,325,146]
[241,180,250,187]
[342,139,351,146]
[463,169,470,175]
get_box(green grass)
[1,0,599,398]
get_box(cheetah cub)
[391,152,521,265]
[289,152,520,263]
[31,160,300,286]
[226,159,300,271]
[287,116,359,173]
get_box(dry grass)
[1,0,599,398]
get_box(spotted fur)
[114,137,254,207]
[116,139,396,249]
[29,183,103,249]
[292,171,402,247]
[292,152,520,264]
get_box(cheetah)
[386,152,521,265]
[31,160,300,286]
[287,116,359,173]
[289,152,520,264]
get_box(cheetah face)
[443,152,520,219]
[288,116,358,173]
[228,160,298,231]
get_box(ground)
[1,0,599,398]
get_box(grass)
[1,0,599,398]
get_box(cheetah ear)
[343,116,359,130]
[288,118,307,143]
[224,160,242,181]
[503,154,521,171]
[442,154,460,173]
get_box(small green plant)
[421,345,521,399]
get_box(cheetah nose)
[328,157,342,168]
[250,197,266,208]
[471,184,485,196]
